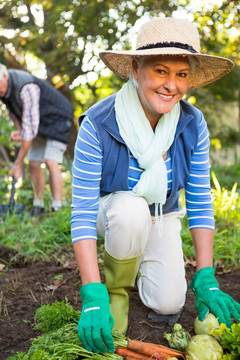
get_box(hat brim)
[99,49,234,89]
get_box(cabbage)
[194,313,220,335]
[185,334,223,360]
[164,323,191,351]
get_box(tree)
[0,0,239,156]
[0,0,176,99]
[0,0,176,155]
[185,0,240,148]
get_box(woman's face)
[132,55,190,125]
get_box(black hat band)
[137,41,197,53]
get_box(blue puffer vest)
[79,94,200,215]
[1,70,74,143]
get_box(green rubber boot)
[104,250,141,334]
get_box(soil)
[0,245,240,360]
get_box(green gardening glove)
[78,282,115,354]
[190,267,240,328]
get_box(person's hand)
[11,131,22,142]
[190,267,240,328]
[78,282,115,354]
[10,162,22,180]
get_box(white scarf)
[115,80,180,230]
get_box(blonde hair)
[0,64,8,82]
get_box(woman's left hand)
[190,267,240,328]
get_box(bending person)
[0,65,74,216]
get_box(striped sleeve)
[165,156,172,195]
[185,114,215,230]
[71,116,103,243]
[128,155,143,190]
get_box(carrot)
[154,344,184,358]
[116,347,152,359]
[125,357,148,360]
[127,340,184,359]
[125,357,165,360]
[127,341,171,359]
[125,358,150,360]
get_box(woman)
[71,17,240,354]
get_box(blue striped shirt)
[71,115,214,243]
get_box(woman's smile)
[155,92,175,101]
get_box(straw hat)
[99,17,234,89]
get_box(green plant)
[0,207,72,263]
[181,172,240,268]
[211,171,240,228]
[194,313,219,335]
[211,322,240,359]
[6,300,127,360]
[0,108,14,148]
[185,334,223,360]
[211,163,240,190]
[34,299,80,333]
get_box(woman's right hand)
[73,241,112,352]
[78,282,115,353]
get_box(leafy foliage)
[0,106,14,148]
[6,300,127,360]
[211,322,240,359]
[211,171,240,227]
[210,163,240,190]
[0,0,178,157]
[0,206,72,263]
[0,0,175,104]
[34,299,80,333]
[181,172,240,268]
[0,0,239,141]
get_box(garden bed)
[0,245,240,360]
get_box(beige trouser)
[28,135,67,164]
[97,192,187,315]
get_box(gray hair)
[129,70,138,89]
[0,64,8,82]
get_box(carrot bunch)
[116,339,185,359]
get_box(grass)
[0,161,73,264]
[0,159,240,268]
[181,170,240,268]
[210,171,240,268]
[211,163,240,190]
[0,207,72,263]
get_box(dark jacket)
[1,70,74,143]
[79,95,200,215]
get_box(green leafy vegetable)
[185,334,223,360]
[194,313,220,335]
[6,299,126,360]
[164,323,191,351]
[211,322,240,359]
[34,298,80,333]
